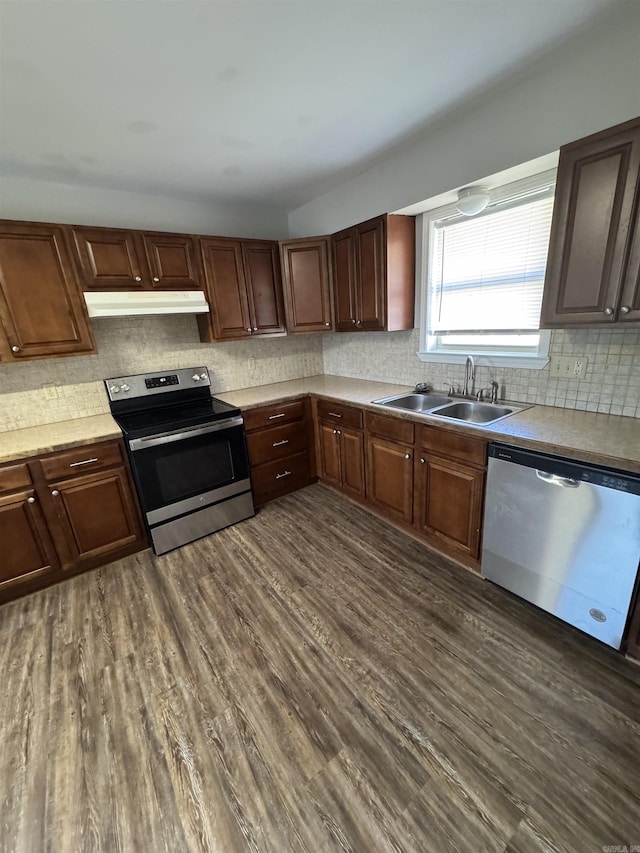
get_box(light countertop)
[1,375,639,473]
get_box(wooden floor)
[1,483,639,853]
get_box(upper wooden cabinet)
[280,237,333,333]
[0,221,96,361]
[540,117,640,328]
[73,226,201,290]
[198,238,285,342]
[331,213,415,332]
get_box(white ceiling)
[0,0,617,210]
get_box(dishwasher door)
[482,444,640,649]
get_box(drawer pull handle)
[272,439,289,447]
[275,470,292,480]
[327,412,342,418]
[268,413,286,420]
[69,457,98,467]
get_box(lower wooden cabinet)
[0,487,59,591]
[0,439,147,604]
[316,401,365,498]
[245,397,315,506]
[366,436,414,524]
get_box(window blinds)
[428,192,555,334]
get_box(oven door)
[128,416,250,525]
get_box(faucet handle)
[490,380,499,403]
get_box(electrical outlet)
[549,356,588,379]
[247,356,256,372]
[42,385,58,400]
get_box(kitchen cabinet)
[198,238,286,342]
[316,401,365,498]
[331,213,415,332]
[280,237,333,333]
[73,226,201,290]
[365,412,415,525]
[540,116,640,328]
[244,398,315,505]
[0,440,147,604]
[414,425,487,563]
[626,592,640,661]
[0,221,96,361]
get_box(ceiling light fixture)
[456,186,490,216]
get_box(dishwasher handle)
[535,469,581,488]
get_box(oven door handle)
[128,416,244,451]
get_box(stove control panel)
[105,367,210,401]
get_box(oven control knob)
[120,384,130,392]
[200,372,207,381]
[110,385,120,394]
[192,374,201,382]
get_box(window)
[418,170,556,369]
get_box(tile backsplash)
[0,316,323,431]
[322,327,640,418]
[1,318,639,432]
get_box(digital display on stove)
[145,374,179,389]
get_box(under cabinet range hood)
[84,290,209,319]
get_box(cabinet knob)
[351,319,356,325]
[153,276,160,283]
[51,490,59,497]
[420,457,425,463]
[11,345,20,353]
[404,453,411,460]
[252,327,258,331]
[356,320,362,326]
[27,496,35,504]
[134,276,142,282]
[247,327,252,333]
[604,307,614,316]
[620,305,631,314]
[325,322,330,327]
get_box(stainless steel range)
[106,367,254,555]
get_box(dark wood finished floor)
[1,483,639,853]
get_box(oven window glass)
[156,441,234,505]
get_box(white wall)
[287,1,640,236]
[0,176,288,239]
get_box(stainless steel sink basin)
[429,401,516,425]
[373,392,453,412]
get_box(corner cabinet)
[0,221,96,362]
[198,238,286,342]
[540,116,640,328]
[280,237,333,333]
[331,213,415,332]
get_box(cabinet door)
[47,466,144,569]
[199,238,251,341]
[242,241,286,335]
[141,233,201,290]
[625,590,640,660]
[72,227,148,289]
[339,428,365,499]
[618,208,640,323]
[0,222,95,360]
[318,423,341,487]
[0,488,59,591]
[366,436,413,524]
[415,454,484,559]
[540,120,640,327]
[356,216,386,331]
[280,238,333,333]
[332,228,358,331]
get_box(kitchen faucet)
[463,356,475,398]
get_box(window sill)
[416,351,550,370]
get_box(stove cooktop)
[113,396,240,439]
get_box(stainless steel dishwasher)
[482,443,640,650]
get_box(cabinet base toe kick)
[150,490,255,555]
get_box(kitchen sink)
[372,392,528,426]
[374,392,454,412]
[429,401,517,425]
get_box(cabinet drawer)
[0,462,32,493]
[246,421,309,466]
[251,452,312,505]
[39,441,125,481]
[366,411,414,444]
[317,400,363,430]
[243,399,306,433]
[419,425,487,468]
